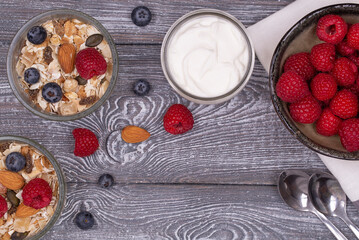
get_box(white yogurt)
[166,14,250,98]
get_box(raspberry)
[349,50,359,66]
[338,118,359,152]
[310,73,337,101]
[316,108,342,136]
[330,89,358,119]
[316,15,347,44]
[347,23,359,50]
[310,43,336,72]
[275,71,310,103]
[73,128,99,157]
[283,52,316,81]
[331,57,358,87]
[22,178,52,209]
[289,95,322,124]
[337,39,355,56]
[163,104,194,135]
[346,76,359,95]
[0,196,7,218]
[75,48,107,79]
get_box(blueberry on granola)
[98,174,114,188]
[27,26,47,45]
[5,152,26,172]
[133,79,151,96]
[42,82,63,103]
[24,68,40,84]
[75,211,95,230]
[131,6,152,27]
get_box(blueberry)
[131,6,152,27]
[27,26,47,45]
[75,211,95,230]
[98,174,114,188]
[42,82,63,103]
[133,79,151,96]
[24,68,40,84]
[6,152,26,172]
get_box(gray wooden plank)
[0,0,294,44]
[42,183,358,240]
[0,43,326,185]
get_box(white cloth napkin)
[247,0,359,207]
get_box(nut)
[16,203,40,218]
[58,43,76,73]
[0,171,25,190]
[121,126,151,143]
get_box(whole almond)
[0,171,24,190]
[16,203,40,218]
[58,43,76,73]
[121,126,150,143]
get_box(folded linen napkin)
[247,0,359,209]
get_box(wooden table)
[1,0,358,239]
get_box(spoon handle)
[313,211,348,240]
[342,215,359,239]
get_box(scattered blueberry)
[131,6,152,27]
[42,82,63,103]
[133,79,151,96]
[5,152,26,172]
[27,26,47,45]
[98,174,114,188]
[75,211,95,230]
[24,68,40,84]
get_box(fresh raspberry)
[347,23,359,50]
[348,50,359,66]
[275,71,310,103]
[73,128,99,157]
[330,89,358,119]
[75,48,107,79]
[163,104,194,135]
[337,39,355,56]
[310,43,336,72]
[346,75,359,95]
[283,52,316,81]
[331,57,358,87]
[316,15,347,44]
[310,73,337,101]
[338,118,359,152]
[316,108,342,136]
[289,95,322,124]
[22,178,52,209]
[0,196,7,218]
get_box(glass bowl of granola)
[7,9,118,121]
[0,135,66,239]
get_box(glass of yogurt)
[161,9,255,104]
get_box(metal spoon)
[309,171,359,239]
[278,170,347,240]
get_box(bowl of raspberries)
[270,4,359,159]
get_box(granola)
[16,18,113,115]
[0,142,58,239]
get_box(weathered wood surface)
[0,0,357,239]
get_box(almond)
[0,171,24,190]
[121,126,150,143]
[58,43,76,73]
[16,203,40,218]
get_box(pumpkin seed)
[7,190,19,207]
[85,34,103,47]
[11,231,29,240]
[75,76,88,85]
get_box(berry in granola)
[73,128,99,157]
[131,6,152,27]
[85,34,103,47]
[98,174,114,188]
[0,195,7,218]
[27,26,47,45]
[42,82,63,103]
[5,152,26,172]
[310,43,336,72]
[24,67,40,85]
[75,211,95,230]
[316,15,347,44]
[22,178,52,209]
[75,48,107,79]
[133,79,151,96]
[347,23,359,50]
[283,52,316,81]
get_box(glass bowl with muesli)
[7,9,118,121]
[0,135,66,239]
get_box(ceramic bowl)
[269,4,359,160]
